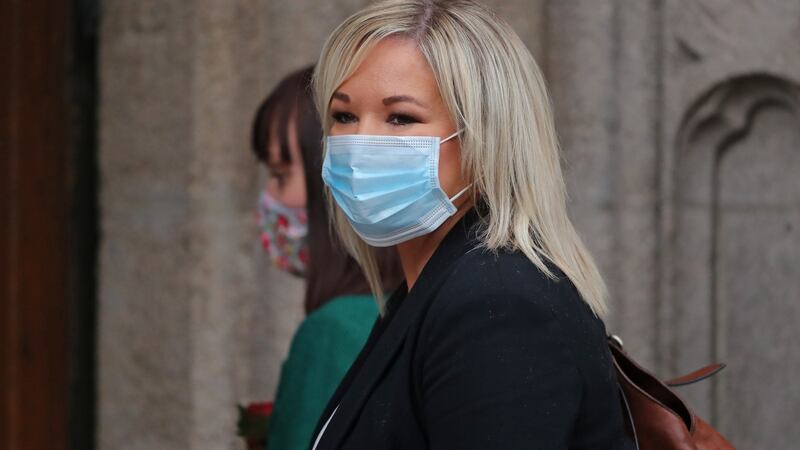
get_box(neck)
[396,197,473,290]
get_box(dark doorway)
[0,1,99,449]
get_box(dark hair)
[252,65,402,314]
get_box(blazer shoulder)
[422,246,605,352]
[414,246,611,397]
[442,246,582,308]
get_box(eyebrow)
[332,91,350,102]
[331,91,427,108]
[266,162,288,168]
[265,158,290,169]
[382,95,426,108]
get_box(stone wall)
[545,2,800,449]
[97,1,798,449]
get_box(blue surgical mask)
[321,130,470,247]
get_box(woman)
[251,66,402,450]
[308,1,635,449]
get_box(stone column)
[545,0,663,368]
[96,1,376,448]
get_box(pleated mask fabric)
[322,131,468,247]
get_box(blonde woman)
[309,1,634,449]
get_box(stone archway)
[667,73,800,449]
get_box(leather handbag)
[607,335,736,450]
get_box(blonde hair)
[313,0,609,318]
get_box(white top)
[311,404,339,450]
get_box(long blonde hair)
[313,0,609,318]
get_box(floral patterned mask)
[257,189,309,277]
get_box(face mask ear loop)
[449,183,472,202]
[442,130,469,203]
[441,129,462,144]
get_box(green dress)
[265,294,378,450]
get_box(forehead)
[336,37,440,101]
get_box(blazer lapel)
[308,286,403,446]
[315,208,482,450]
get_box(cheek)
[437,144,465,195]
[282,173,307,208]
[266,179,280,199]
[267,172,307,209]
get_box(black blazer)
[309,209,635,449]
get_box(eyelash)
[268,170,287,185]
[331,112,420,126]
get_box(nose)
[353,115,384,136]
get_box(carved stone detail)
[665,73,800,448]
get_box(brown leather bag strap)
[607,335,726,388]
[606,335,736,449]
[616,381,640,450]
[607,337,695,430]
[665,364,726,387]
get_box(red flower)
[277,215,289,229]
[247,401,273,416]
[237,401,274,450]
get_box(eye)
[331,111,357,124]
[268,169,287,186]
[387,113,419,126]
